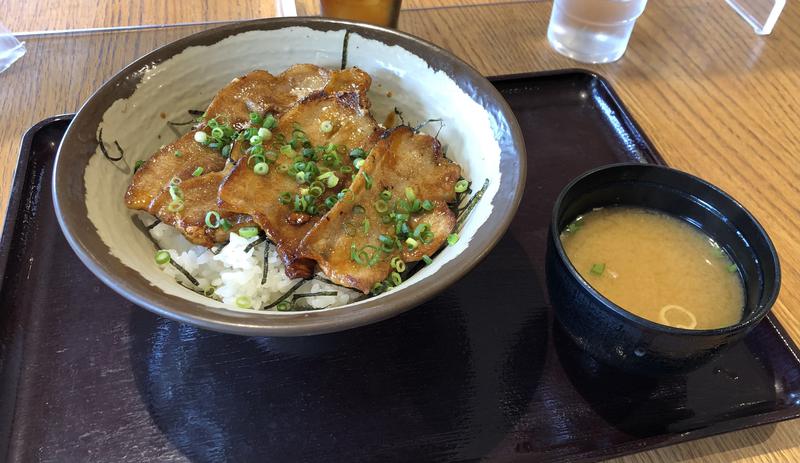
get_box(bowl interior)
[552,163,780,331]
[54,19,525,335]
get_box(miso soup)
[560,207,744,330]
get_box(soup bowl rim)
[549,162,781,337]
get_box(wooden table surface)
[1,1,799,462]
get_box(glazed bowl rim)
[52,16,527,336]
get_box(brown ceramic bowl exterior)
[52,18,526,336]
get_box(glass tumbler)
[547,0,648,64]
[320,0,403,28]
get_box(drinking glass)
[547,0,647,64]
[319,0,403,28]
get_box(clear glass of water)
[547,0,648,64]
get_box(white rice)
[145,216,360,311]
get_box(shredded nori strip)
[167,119,195,127]
[209,240,229,255]
[312,274,357,291]
[261,242,270,285]
[98,128,124,161]
[145,219,161,230]
[261,279,306,310]
[393,107,406,126]
[292,291,338,301]
[413,118,444,137]
[340,29,351,70]
[187,109,205,116]
[455,178,488,232]
[244,235,266,253]
[168,260,200,287]
[132,216,199,286]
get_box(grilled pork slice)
[125,65,372,214]
[124,131,227,212]
[218,92,382,279]
[149,169,255,247]
[299,126,461,293]
[205,65,372,130]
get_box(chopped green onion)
[396,199,411,213]
[361,170,373,189]
[263,114,276,129]
[565,220,582,233]
[194,131,208,144]
[169,184,184,202]
[203,286,215,297]
[277,164,289,173]
[354,158,365,170]
[410,199,421,213]
[221,144,232,159]
[309,185,324,197]
[390,272,402,286]
[320,120,334,133]
[380,190,392,201]
[295,171,308,183]
[352,205,366,215]
[249,145,265,157]
[455,179,469,193]
[339,165,353,174]
[374,199,388,213]
[276,301,292,311]
[249,135,262,146]
[325,196,338,209]
[727,263,738,273]
[422,255,433,265]
[413,223,430,239]
[278,192,292,205]
[421,199,434,211]
[155,250,171,265]
[167,200,184,212]
[406,237,419,251]
[192,166,204,177]
[338,188,353,201]
[447,233,459,246]
[371,282,385,295]
[349,147,366,159]
[209,127,223,140]
[420,230,434,244]
[207,119,219,128]
[280,145,295,156]
[174,150,183,158]
[379,234,395,247]
[318,171,339,188]
[362,218,370,234]
[169,176,181,186]
[220,218,232,231]
[405,186,416,201]
[590,263,605,275]
[238,227,259,238]
[390,256,406,273]
[254,162,269,175]
[249,112,261,124]
[248,154,266,167]
[235,295,252,309]
[134,160,145,173]
[205,211,221,228]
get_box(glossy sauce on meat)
[218,92,381,278]
[299,126,461,293]
[126,65,372,247]
[150,170,255,247]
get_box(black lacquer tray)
[1,71,799,462]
